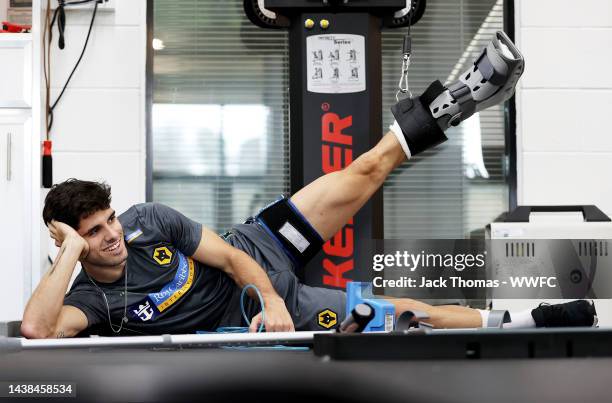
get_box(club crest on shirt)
[153,246,173,265]
[317,309,338,329]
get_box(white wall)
[38,1,147,281]
[47,0,147,215]
[515,0,612,215]
[0,0,8,22]
[506,0,612,324]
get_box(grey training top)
[63,203,235,336]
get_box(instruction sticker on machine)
[306,34,365,94]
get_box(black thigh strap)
[256,198,324,267]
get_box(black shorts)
[218,220,346,331]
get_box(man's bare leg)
[290,132,404,240]
[290,134,484,328]
[388,300,482,328]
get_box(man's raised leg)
[290,132,404,241]
[291,30,524,242]
[288,31,524,329]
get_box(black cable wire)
[47,0,99,56]
[47,1,99,133]
[58,5,66,49]
[64,0,100,5]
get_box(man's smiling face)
[77,208,128,267]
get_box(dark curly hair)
[42,179,112,230]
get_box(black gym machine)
[244,0,427,289]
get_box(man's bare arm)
[191,227,294,332]
[21,222,89,339]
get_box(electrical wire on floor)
[197,284,309,351]
[215,283,266,334]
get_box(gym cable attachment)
[396,27,413,101]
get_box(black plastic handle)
[505,205,611,223]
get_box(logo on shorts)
[317,309,338,329]
[153,246,173,265]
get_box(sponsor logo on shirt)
[132,300,155,322]
[128,251,196,322]
[150,252,195,312]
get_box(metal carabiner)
[396,55,412,101]
[396,32,413,101]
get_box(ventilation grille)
[579,241,609,257]
[505,242,535,257]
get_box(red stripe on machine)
[321,111,354,289]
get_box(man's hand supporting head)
[21,229,89,339]
[23,179,117,338]
[48,220,90,260]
